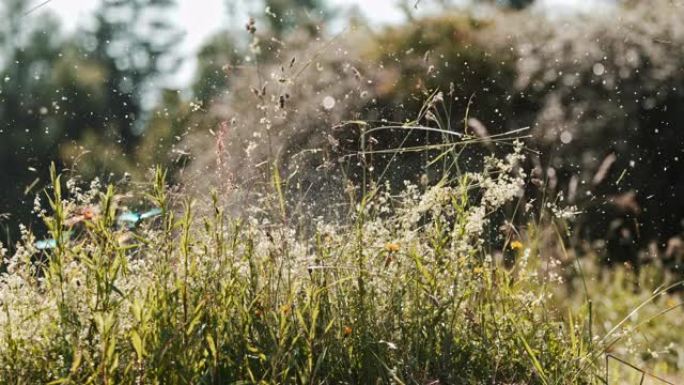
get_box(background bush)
[181,1,684,269]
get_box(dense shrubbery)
[182,14,519,222]
[0,148,597,384]
[492,0,684,266]
[184,2,684,269]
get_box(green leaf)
[206,334,217,359]
[130,330,144,361]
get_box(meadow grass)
[0,144,681,384]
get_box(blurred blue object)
[34,238,57,250]
[117,212,140,224]
[139,208,162,220]
[116,208,162,228]
[34,231,73,250]
[34,207,161,249]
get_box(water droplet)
[560,131,573,144]
[592,63,605,76]
[322,96,335,110]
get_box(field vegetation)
[1,0,684,383]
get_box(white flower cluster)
[65,176,101,206]
[470,140,526,210]
[544,201,580,220]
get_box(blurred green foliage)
[0,0,185,241]
[185,0,684,271]
[0,2,66,237]
[192,34,241,104]
[264,0,328,35]
[360,2,684,268]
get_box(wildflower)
[82,207,96,220]
[65,206,100,226]
[343,325,352,337]
[384,242,400,253]
[465,206,487,238]
[510,240,524,250]
[666,296,679,309]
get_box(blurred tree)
[475,0,535,9]
[192,33,242,104]
[132,88,194,174]
[408,0,536,11]
[0,1,64,238]
[55,0,183,177]
[363,15,519,186]
[499,0,535,9]
[485,0,684,266]
[0,0,185,241]
[263,0,328,35]
[90,0,181,146]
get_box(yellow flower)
[666,296,679,309]
[384,242,400,253]
[510,240,524,250]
